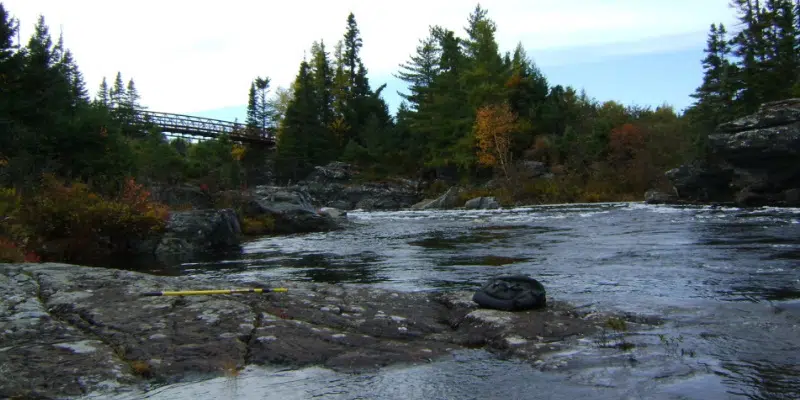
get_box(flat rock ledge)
[1,263,657,399]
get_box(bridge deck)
[134,110,276,145]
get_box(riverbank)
[0,262,656,399]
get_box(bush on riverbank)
[0,175,169,263]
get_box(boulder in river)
[465,196,501,210]
[0,262,657,399]
[411,187,462,210]
[249,185,340,233]
[643,189,679,205]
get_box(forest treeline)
[1,1,799,262]
[264,1,800,200]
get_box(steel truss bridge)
[133,110,276,146]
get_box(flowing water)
[113,203,800,400]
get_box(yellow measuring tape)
[141,288,288,297]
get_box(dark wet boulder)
[643,189,679,205]
[464,196,501,209]
[154,209,241,258]
[411,187,462,210]
[665,161,735,202]
[250,186,340,233]
[472,275,547,311]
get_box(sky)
[6,0,738,121]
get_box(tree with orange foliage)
[474,102,517,180]
[608,123,651,191]
[609,123,646,166]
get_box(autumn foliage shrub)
[2,175,169,262]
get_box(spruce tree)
[395,30,441,111]
[245,81,258,131]
[343,13,363,88]
[275,61,319,181]
[0,4,21,112]
[125,78,140,110]
[461,4,508,108]
[60,50,89,109]
[96,77,110,106]
[110,71,125,108]
[729,0,770,114]
[761,0,798,100]
[254,76,272,130]
[310,40,334,128]
[689,23,737,130]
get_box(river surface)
[113,203,800,400]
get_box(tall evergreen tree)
[245,81,258,130]
[124,78,140,110]
[461,4,508,109]
[254,76,272,130]
[761,0,798,99]
[96,77,110,106]
[275,61,320,181]
[310,40,334,128]
[689,23,737,130]
[729,0,770,114]
[109,71,125,108]
[342,13,363,88]
[419,26,473,171]
[59,49,89,109]
[395,30,441,111]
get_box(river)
[116,203,800,400]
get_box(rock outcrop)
[154,209,241,258]
[299,162,423,211]
[0,263,657,399]
[661,99,800,206]
[148,184,213,209]
[248,186,340,233]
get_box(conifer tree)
[310,40,334,128]
[275,61,319,181]
[96,77,110,106]
[0,4,21,111]
[246,81,258,130]
[689,23,737,130]
[254,76,272,130]
[761,0,798,100]
[729,0,769,114]
[110,71,125,108]
[125,78,140,110]
[343,13,363,88]
[461,4,508,108]
[60,50,89,108]
[395,31,440,111]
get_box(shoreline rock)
[0,263,658,399]
[656,98,800,207]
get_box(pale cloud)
[5,0,735,114]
